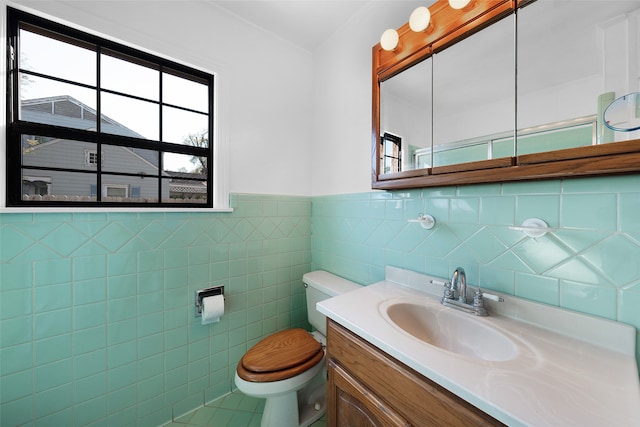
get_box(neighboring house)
[168,171,207,200]
[20,96,206,201]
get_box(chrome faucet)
[434,267,504,316]
[451,267,467,303]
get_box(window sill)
[0,206,234,214]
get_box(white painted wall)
[311,1,422,196]
[6,1,640,200]
[9,0,315,197]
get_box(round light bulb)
[409,7,431,32]
[449,0,471,9]
[380,29,399,51]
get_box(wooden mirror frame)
[372,0,640,190]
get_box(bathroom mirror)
[603,93,640,134]
[373,0,640,190]
[431,15,514,168]
[516,0,640,153]
[380,57,432,172]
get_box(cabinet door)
[328,360,410,427]
[326,320,504,426]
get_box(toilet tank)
[303,271,361,336]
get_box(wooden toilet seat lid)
[237,328,323,382]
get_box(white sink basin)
[318,268,640,426]
[380,300,519,362]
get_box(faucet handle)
[430,279,448,287]
[443,281,455,300]
[474,288,504,305]
[430,279,455,299]
[473,289,485,306]
[480,291,504,302]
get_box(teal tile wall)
[311,175,640,372]
[0,194,312,427]
[3,178,640,427]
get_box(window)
[380,132,402,174]
[85,149,98,166]
[104,184,128,198]
[6,8,214,207]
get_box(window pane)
[163,178,207,204]
[101,92,159,140]
[162,106,208,145]
[102,175,159,203]
[21,76,97,130]
[384,140,395,156]
[22,169,96,201]
[102,146,159,175]
[22,135,97,171]
[20,28,96,86]
[163,152,206,174]
[162,73,209,113]
[101,53,159,101]
[163,72,208,112]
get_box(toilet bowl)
[234,271,361,427]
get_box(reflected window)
[7,8,214,207]
[380,132,402,174]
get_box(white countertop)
[317,267,640,426]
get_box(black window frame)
[6,7,214,208]
[380,132,402,174]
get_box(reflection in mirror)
[380,57,432,172]
[517,0,640,153]
[604,93,640,135]
[380,132,402,174]
[432,15,514,167]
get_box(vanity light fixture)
[449,0,472,10]
[381,0,475,49]
[380,28,400,51]
[409,6,431,32]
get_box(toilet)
[234,270,361,427]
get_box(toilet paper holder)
[194,285,224,317]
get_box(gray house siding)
[21,96,172,201]
[24,170,95,200]
[23,138,97,171]
[22,140,169,199]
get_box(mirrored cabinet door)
[432,15,515,168]
[380,57,432,173]
[516,1,640,154]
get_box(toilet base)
[298,382,326,427]
[259,382,326,427]
[236,360,327,427]
[261,392,298,427]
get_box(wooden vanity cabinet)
[326,320,504,427]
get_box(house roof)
[22,95,144,138]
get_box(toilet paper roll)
[201,294,224,325]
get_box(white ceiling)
[211,0,395,51]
